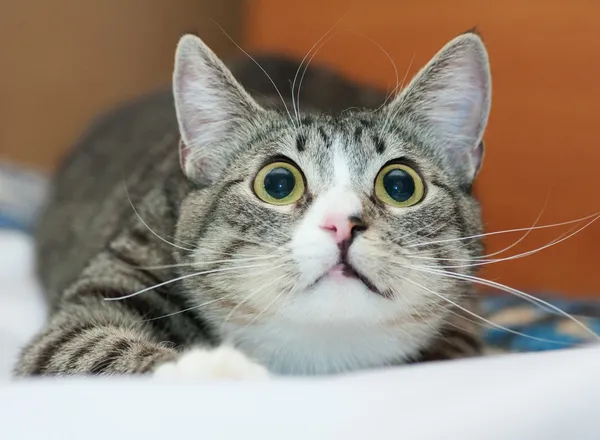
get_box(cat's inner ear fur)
[387,32,491,182]
[173,34,265,185]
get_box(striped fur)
[16,32,489,377]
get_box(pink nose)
[321,214,364,243]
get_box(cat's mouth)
[315,262,388,298]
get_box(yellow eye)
[253,161,306,205]
[375,163,424,207]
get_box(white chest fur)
[223,320,431,375]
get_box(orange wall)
[245,0,600,296]
[0,0,241,171]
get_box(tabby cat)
[16,30,491,377]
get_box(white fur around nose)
[290,185,361,286]
[291,143,362,284]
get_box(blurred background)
[1,0,599,297]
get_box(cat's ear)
[173,34,264,185]
[386,32,491,182]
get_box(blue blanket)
[482,295,600,352]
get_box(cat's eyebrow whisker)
[124,183,196,252]
[211,21,295,127]
[350,32,412,117]
[406,211,600,248]
[104,263,275,301]
[406,265,600,341]
[358,34,399,112]
[379,52,415,136]
[291,12,349,122]
[341,106,361,114]
[407,213,600,269]
[399,274,571,346]
[296,33,338,121]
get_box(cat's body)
[16,32,490,377]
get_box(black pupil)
[264,167,296,199]
[383,169,415,202]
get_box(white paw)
[153,346,269,381]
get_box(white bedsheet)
[1,231,599,439]
[0,231,45,378]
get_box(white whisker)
[475,195,548,260]
[396,290,445,338]
[124,183,195,252]
[104,263,274,301]
[379,52,416,136]
[394,219,453,246]
[129,254,283,271]
[296,33,338,120]
[407,265,600,341]
[224,271,289,323]
[211,21,295,126]
[245,283,291,328]
[400,274,570,345]
[409,213,600,269]
[140,267,285,322]
[142,293,234,322]
[351,33,399,112]
[405,211,599,248]
[291,13,349,122]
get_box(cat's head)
[173,32,491,373]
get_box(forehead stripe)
[373,135,386,154]
[354,126,363,143]
[318,126,331,149]
[296,133,307,152]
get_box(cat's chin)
[333,263,389,298]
